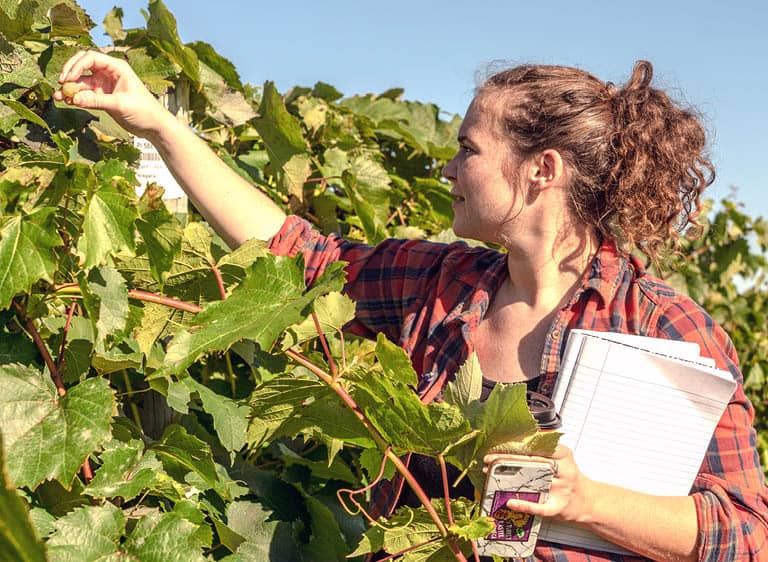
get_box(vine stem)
[210,261,227,301]
[438,453,455,527]
[128,290,203,313]
[311,312,338,380]
[12,299,66,397]
[55,301,77,372]
[284,348,466,561]
[121,369,144,434]
[52,284,203,314]
[377,537,441,561]
[81,456,94,483]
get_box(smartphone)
[476,456,556,558]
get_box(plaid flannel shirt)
[269,215,768,561]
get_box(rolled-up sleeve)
[656,299,768,560]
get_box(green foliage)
[0,433,47,562]
[0,1,764,560]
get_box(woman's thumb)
[72,90,117,112]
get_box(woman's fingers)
[58,50,94,83]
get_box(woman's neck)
[500,222,599,310]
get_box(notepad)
[539,330,737,555]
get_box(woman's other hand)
[484,445,596,524]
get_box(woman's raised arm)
[55,50,286,247]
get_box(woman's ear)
[528,149,565,191]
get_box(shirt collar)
[449,238,635,319]
[579,238,635,306]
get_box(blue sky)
[78,0,768,220]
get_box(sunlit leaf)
[0,208,61,309]
[0,432,46,562]
[0,365,115,488]
[154,255,345,377]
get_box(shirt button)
[551,329,561,339]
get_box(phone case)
[476,456,555,558]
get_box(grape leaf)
[343,154,391,244]
[198,60,255,127]
[154,255,346,378]
[150,424,220,494]
[0,432,47,562]
[45,503,125,562]
[126,47,177,95]
[103,7,127,43]
[247,374,373,453]
[48,3,94,38]
[167,376,249,456]
[78,265,129,349]
[253,81,309,198]
[352,370,470,456]
[0,365,116,489]
[46,503,207,562]
[282,152,311,199]
[146,0,199,85]
[188,40,242,90]
[226,500,302,561]
[0,207,62,308]
[136,193,183,289]
[442,352,482,409]
[85,439,163,500]
[443,355,559,488]
[351,499,479,560]
[44,316,95,383]
[358,447,396,482]
[375,332,419,386]
[77,185,138,269]
[0,99,50,132]
[123,510,208,562]
[276,443,357,485]
[282,291,356,348]
[302,494,349,561]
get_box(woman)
[56,52,767,561]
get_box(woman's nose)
[442,156,457,181]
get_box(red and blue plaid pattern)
[269,215,767,561]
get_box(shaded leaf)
[167,376,249,455]
[226,500,302,561]
[136,192,183,288]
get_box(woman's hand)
[54,50,171,139]
[484,445,596,524]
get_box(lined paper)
[541,333,737,554]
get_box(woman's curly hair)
[478,60,714,266]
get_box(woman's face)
[442,96,525,244]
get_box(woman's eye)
[461,145,473,154]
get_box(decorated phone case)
[476,456,555,558]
